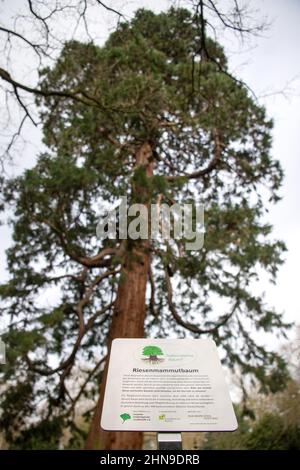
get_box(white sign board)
[101,338,237,432]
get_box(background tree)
[203,378,300,450]
[0,5,290,450]
[203,332,300,450]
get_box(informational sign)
[101,338,237,432]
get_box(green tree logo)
[142,345,164,363]
[120,413,131,423]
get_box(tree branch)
[0,26,44,55]
[164,265,239,334]
[25,298,114,378]
[67,355,107,417]
[166,127,224,181]
[27,0,50,35]
[95,0,124,18]
[148,265,158,318]
[32,214,121,268]
[0,67,103,108]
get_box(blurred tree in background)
[203,333,300,450]
[203,378,300,450]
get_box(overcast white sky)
[224,0,300,332]
[0,0,299,349]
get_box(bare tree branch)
[0,26,45,55]
[27,0,50,36]
[189,0,260,100]
[2,113,28,161]
[95,0,124,18]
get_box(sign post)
[101,338,237,447]
[157,433,182,450]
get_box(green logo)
[142,345,164,364]
[159,414,166,421]
[120,413,131,423]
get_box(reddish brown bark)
[85,143,154,450]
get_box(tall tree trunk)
[85,143,154,450]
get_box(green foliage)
[246,413,300,450]
[10,418,64,450]
[203,409,300,451]
[203,406,250,450]
[151,175,168,194]
[204,378,300,450]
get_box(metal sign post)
[157,433,182,450]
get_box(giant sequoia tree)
[0,7,289,450]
